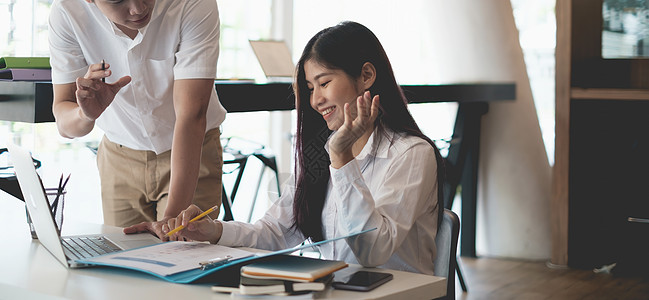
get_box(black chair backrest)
[434,209,460,299]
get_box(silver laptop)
[7,142,161,268]
[249,40,295,83]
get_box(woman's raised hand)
[328,91,379,168]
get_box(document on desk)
[77,228,376,283]
[83,242,254,276]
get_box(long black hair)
[292,21,445,242]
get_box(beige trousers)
[97,128,223,227]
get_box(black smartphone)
[332,271,393,292]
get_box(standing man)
[49,0,225,239]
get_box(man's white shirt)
[49,0,226,153]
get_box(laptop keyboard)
[62,236,122,261]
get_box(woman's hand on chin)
[329,91,379,168]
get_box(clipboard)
[78,228,376,283]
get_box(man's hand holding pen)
[75,60,132,122]
[124,204,224,244]
[163,205,223,243]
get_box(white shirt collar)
[325,128,395,160]
[93,0,161,39]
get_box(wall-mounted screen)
[602,0,649,59]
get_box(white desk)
[0,197,446,300]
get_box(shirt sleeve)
[218,175,307,251]
[329,141,439,267]
[173,0,220,80]
[48,1,90,84]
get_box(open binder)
[0,68,51,81]
[0,57,50,69]
[78,228,375,284]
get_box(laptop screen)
[249,40,295,79]
[7,143,69,267]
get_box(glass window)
[511,0,556,164]
[0,0,51,57]
[218,0,273,146]
[218,0,273,80]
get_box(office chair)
[0,147,42,201]
[220,149,249,221]
[441,154,469,293]
[434,209,460,300]
[220,137,281,222]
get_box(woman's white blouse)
[219,130,439,275]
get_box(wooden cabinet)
[553,0,649,269]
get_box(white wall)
[426,0,552,259]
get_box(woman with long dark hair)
[126,21,445,275]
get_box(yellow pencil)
[166,206,218,236]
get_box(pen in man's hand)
[166,206,218,236]
[101,59,106,83]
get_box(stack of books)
[212,254,348,298]
[0,57,51,81]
